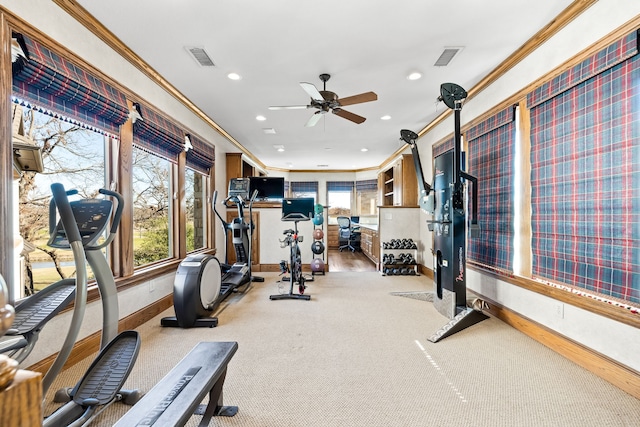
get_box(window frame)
[2,23,217,304]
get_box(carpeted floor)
[44,272,640,426]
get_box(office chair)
[337,216,360,252]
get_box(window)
[527,30,640,304]
[355,179,378,219]
[185,168,207,252]
[327,181,354,223]
[15,105,106,297]
[290,181,318,202]
[131,147,173,266]
[466,106,516,273]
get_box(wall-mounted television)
[249,176,285,201]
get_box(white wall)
[413,0,640,372]
[255,207,317,265]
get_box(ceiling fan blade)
[333,108,366,124]
[338,91,377,106]
[305,112,323,127]
[268,105,308,110]
[300,82,324,101]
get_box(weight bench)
[114,341,238,427]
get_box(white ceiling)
[76,0,574,171]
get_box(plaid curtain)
[466,106,516,272]
[290,181,318,193]
[327,181,354,191]
[12,34,129,135]
[527,30,640,304]
[185,133,215,175]
[432,136,455,158]
[356,179,377,191]
[132,103,184,161]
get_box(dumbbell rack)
[379,238,419,276]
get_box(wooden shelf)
[378,154,417,207]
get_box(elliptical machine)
[161,178,263,328]
[1,183,141,426]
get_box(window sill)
[468,262,640,329]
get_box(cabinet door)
[372,231,380,264]
[401,154,418,206]
[393,161,403,206]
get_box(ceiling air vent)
[434,47,463,67]
[185,46,215,67]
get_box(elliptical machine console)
[161,178,262,328]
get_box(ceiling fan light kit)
[269,73,378,127]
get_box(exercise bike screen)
[282,198,314,221]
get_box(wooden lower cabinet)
[360,227,379,267]
[327,224,339,249]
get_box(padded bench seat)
[114,341,238,427]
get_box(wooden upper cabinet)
[226,153,258,186]
[378,154,417,207]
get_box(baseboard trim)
[27,295,173,376]
[480,295,640,400]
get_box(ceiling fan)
[268,73,377,127]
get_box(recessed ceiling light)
[227,72,242,80]
[256,115,266,121]
[273,144,285,152]
[407,72,422,81]
[361,148,369,152]
[381,115,391,120]
[262,128,276,134]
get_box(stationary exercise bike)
[1,183,141,426]
[161,178,263,328]
[270,198,315,301]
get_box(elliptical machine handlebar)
[95,188,124,249]
[49,188,79,238]
[44,183,88,395]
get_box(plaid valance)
[12,34,129,134]
[327,181,354,192]
[290,181,318,193]
[432,135,455,158]
[465,106,516,141]
[527,30,639,108]
[356,179,377,192]
[185,133,215,175]
[133,103,184,160]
